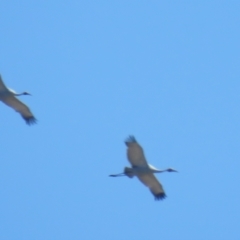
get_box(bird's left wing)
[137,173,166,200]
[2,96,37,125]
[125,136,148,167]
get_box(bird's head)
[167,168,178,172]
[22,91,31,96]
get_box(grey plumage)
[0,75,37,125]
[110,136,177,200]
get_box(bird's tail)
[124,167,134,178]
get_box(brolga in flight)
[0,75,37,125]
[109,136,177,200]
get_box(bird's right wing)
[2,96,37,125]
[125,136,148,167]
[137,173,166,200]
[0,75,8,91]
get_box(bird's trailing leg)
[109,167,135,178]
[109,172,125,177]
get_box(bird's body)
[0,75,37,125]
[110,136,177,200]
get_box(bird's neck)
[14,92,24,96]
[155,169,168,173]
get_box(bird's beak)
[168,168,178,172]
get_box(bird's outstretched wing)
[137,173,166,200]
[125,136,148,167]
[0,75,8,92]
[2,96,37,125]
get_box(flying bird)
[0,75,37,125]
[109,136,177,200]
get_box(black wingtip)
[154,192,167,201]
[25,117,37,125]
[125,135,137,144]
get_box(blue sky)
[0,1,240,239]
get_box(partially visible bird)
[110,136,177,200]
[0,75,37,125]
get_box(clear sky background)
[0,1,240,239]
